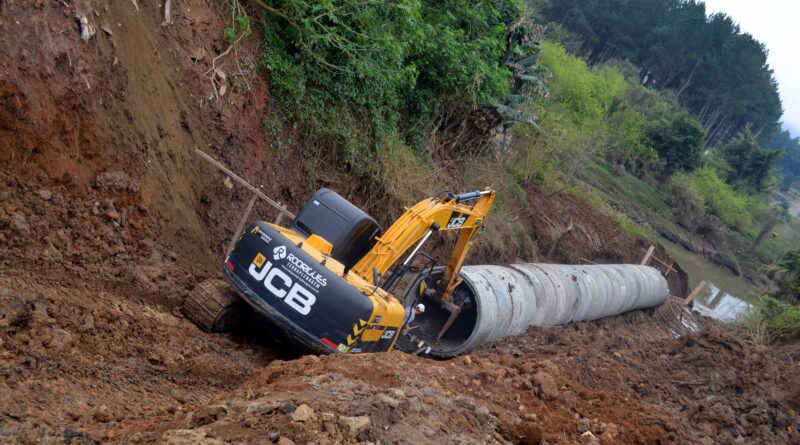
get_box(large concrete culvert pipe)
[402,264,669,358]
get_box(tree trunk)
[748,210,780,256]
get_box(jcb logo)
[249,252,316,315]
[447,214,467,229]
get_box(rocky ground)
[1,1,798,444]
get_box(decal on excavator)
[248,251,317,315]
[447,212,467,229]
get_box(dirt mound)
[166,313,800,445]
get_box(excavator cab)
[184,186,496,356]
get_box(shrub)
[691,167,751,230]
[645,111,706,174]
[742,297,800,344]
[257,0,532,177]
[665,172,706,225]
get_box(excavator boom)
[351,189,496,302]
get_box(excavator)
[184,187,495,355]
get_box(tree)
[767,127,800,190]
[646,111,705,174]
[721,129,782,192]
[541,0,783,148]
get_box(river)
[659,238,762,321]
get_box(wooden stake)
[228,194,257,255]
[640,245,656,265]
[164,0,172,24]
[682,280,706,306]
[194,148,295,219]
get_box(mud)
[0,1,797,445]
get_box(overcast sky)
[701,0,799,138]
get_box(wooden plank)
[194,148,295,219]
[227,194,257,255]
[640,245,656,265]
[682,280,707,306]
[164,0,172,24]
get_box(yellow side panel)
[360,329,384,342]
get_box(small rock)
[577,417,591,434]
[339,415,371,437]
[1,296,32,328]
[47,328,73,352]
[322,412,336,434]
[290,404,314,422]
[392,388,406,398]
[10,212,30,238]
[189,405,229,427]
[376,394,399,408]
[246,399,281,415]
[533,371,559,401]
[474,405,493,423]
[105,208,120,222]
[267,431,279,442]
[38,189,52,200]
[161,429,223,445]
[78,314,95,333]
[280,402,297,414]
[580,431,600,445]
[276,438,294,445]
[93,405,112,423]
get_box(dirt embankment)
[0,1,797,445]
[162,313,800,445]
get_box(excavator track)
[183,279,244,332]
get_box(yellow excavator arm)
[351,188,496,302]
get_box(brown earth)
[0,1,797,444]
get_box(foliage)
[256,0,535,177]
[537,42,625,125]
[742,297,800,344]
[721,129,782,192]
[665,172,706,224]
[225,1,252,42]
[646,111,705,174]
[672,167,751,230]
[542,0,783,148]
[766,127,800,191]
[774,250,800,303]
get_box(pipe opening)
[395,273,479,357]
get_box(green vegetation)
[742,297,800,344]
[256,0,537,177]
[541,0,782,148]
[767,129,800,191]
[646,112,705,175]
[721,130,783,192]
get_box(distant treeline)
[539,0,782,150]
[767,130,800,190]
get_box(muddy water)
[659,238,762,321]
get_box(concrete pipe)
[408,263,669,358]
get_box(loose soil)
[0,1,797,444]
